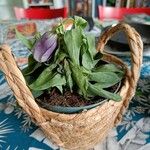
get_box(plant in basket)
[0,16,143,149]
[16,16,124,113]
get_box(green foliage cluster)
[16,16,124,101]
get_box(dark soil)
[36,83,120,108]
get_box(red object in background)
[98,6,150,20]
[14,7,67,20]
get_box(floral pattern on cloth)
[0,19,150,150]
[6,22,37,40]
[0,19,61,44]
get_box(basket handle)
[0,44,44,121]
[0,45,63,146]
[97,23,143,89]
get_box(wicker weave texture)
[0,23,143,150]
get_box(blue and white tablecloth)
[0,19,150,150]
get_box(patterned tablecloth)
[0,19,150,150]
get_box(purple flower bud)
[32,32,57,62]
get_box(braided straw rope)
[0,23,143,150]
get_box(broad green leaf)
[15,29,33,50]
[81,35,97,70]
[70,62,88,97]
[81,42,94,70]
[64,27,82,65]
[94,64,124,73]
[81,66,91,75]
[29,64,57,90]
[82,52,94,70]
[64,60,73,92]
[117,72,125,79]
[30,73,66,91]
[74,16,87,29]
[86,34,97,58]
[22,55,41,75]
[89,72,121,84]
[89,81,119,89]
[88,83,121,101]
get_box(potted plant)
[0,17,143,149]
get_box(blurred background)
[0,0,150,20]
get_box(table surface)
[0,18,150,150]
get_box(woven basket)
[0,23,143,150]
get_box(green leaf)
[64,59,73,92]
[81,35,97,70]
[88,83,121,101]
[22,55,41,75]
[80,40,94,70]
[54,47,67,64]
[15,29,33,50]
[81,66,91,75]
[29,32,42,46]
[32,90,44,98]
[94,64,124,73]
[74,16,87,29]
[55,51,67,64]
[86,34,97,58]
[30,73,66,91]
[82,52,94,70]
[29,64,57,90]
[89,72,121,86]
[70,62,88,97]
[64,27,82,65]
[90,82,118,89]
[56,85,63,94]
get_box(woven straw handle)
[0,45,63,145]
[97,23,143,88]
[97,23,143,125]
[0,45,43,121]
